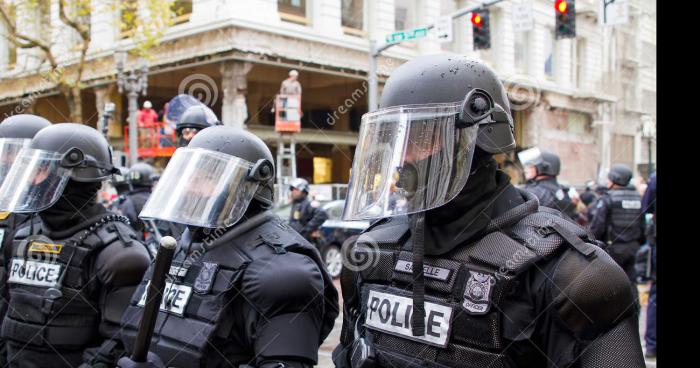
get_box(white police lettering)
[138,281,193,316]
[621,200,641,210]
[8,258,61,287]
[365,289,453,348]
[394,260,452,282]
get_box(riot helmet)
[129,162,156,187]
[140,126,274,228]
[112,166,132,193]
[0,123,118,213]
[289,177,310,193]
[0,114,51,185]
[343,54,514,221]
[175,105,220,147]
[608,164,633,187]
[517,147,561,179]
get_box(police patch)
[194,262,218,294]
[29,242,63,254]
[138,281,192,316]
[621,200,641,209]
[365,289,453,348]
[555,189,565,201]
[462,271,494,315]
[8,258,61,287]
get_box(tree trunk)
[68,86,82,123]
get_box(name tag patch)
[8,258,61,287]
[29,242,63,254]
[168,265,188,277]
[621,200,641,210]
[138,281,193,316]
[394,260,452,282]
[365,289,453,348]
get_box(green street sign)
[385,27,429,45]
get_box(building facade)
[0,0,656,187]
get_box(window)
[278,0,310,26]
[120,0,138,39]
[172,0,192,25]
[514,30,529,74]
[342,0,365,36]
[543,29,554,79]
[394,0,415,31]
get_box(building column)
[220,61,252,129]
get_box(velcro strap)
[550,223,596,258]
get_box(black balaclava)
[423,149,524,256]
[39,180,105,232]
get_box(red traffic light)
[471,13,482,26]
[555,0,568,14]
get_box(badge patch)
[28,242,63,254]
[621,200,641,210]
[138,281,193,316]
[293,211,301,220]
[8,258,61,287]
[394,260,452,282]
[462,271,495,315]
[555,189,565,201]
[365,289,453,348]
[194,262,218,294]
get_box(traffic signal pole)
[367,0,505,112]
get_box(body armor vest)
[1,214,135,349]
[120,215,335,368]
[343,194,597,368]
[606,189,642,243]
[525,180,576,220]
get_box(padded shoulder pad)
[550,246,635,339]
[468,231,537,274]
[356,215,409,248]
[509,210,593,258]
[242,251,324,316]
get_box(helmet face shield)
[343,103,478,221]
[139,147,260,228]
[517,147,543,168]
[0,148,71,213]
[0,138,30,185]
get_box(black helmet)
[0,114,52,138]
[112,166,131,192]
[189,126,274,207]
[129,162,155,187]
[380,54,515,154]
[289,177,309,193]
[535,150,561,176]
[30,123,117,182]
[608,164,633,186]
[175,105,220,133]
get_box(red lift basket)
[275,94,302,134]
[123,120,178,159]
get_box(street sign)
[435,16,453,43]
[385,27,429,45]
[599,0,628,26]
[512,1,534,32]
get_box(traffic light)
[471,9,490,50]
[555,0,576,39]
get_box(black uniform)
[115,188,152,237]
[2,201,151,367]
[333,161,643,368]
[588,186,645,286]
[523,177,577,220]
[289,197,328,241]
[120,211,338,367]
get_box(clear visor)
[0,138,30,184]
[139,147,259,228]
[517,147,542,167]
[342,103,478,220]
[0,148,71,213]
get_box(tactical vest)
[607,188,642,243]
[1,214,135,349]
[0,212,19,323]
[526,180,576,220]
[120,215,335,368]
[343,194,598,368]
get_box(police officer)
[175,104,220,147]
[589,164,646,301]
[107,167,132,214]
[118,126,338,368]
[519,147,578,220]
[0,114,51,365]
[0,123,152,368]
[641,172,656,359]
[116,162,156,237]
[333,54,644,368]
[288,178,328,243]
